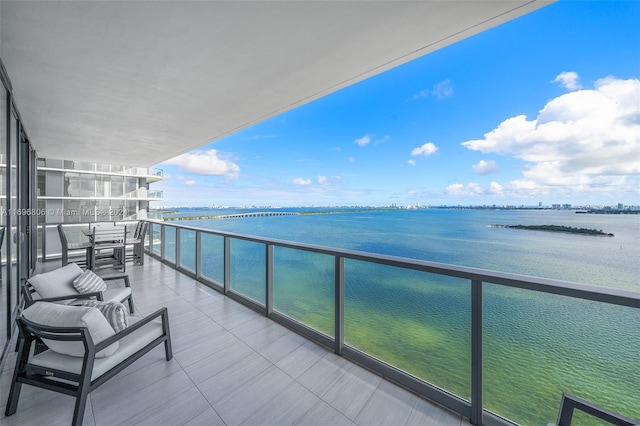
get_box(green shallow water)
[170,208,640,425]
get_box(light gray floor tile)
[297,352,353,396]
[183,407,227,426]
[240,381,319,426]
[406,397,463,426]
[255,330,308,364]
[197,351,272,404]
[184,338,255,385]
[117,386,212,426]
[92,369,194,425]
[227,314,276,338]
[1,385,95,426]
[321,363,382,420]
[214,365,294,426]
[354,380,417,426]
[173,327,244,367]
[276,340,329,379]
[296,400,354,426]
[241,320,291,350]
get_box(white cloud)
[472,160,499,175]
[461,76,640,197]
[411,79,454,100]
[432,79,454,99]
[163,149,240,179]
[411,142,439,157]
[411,89,430,100]
[318,175,328,185]
[354,134,372,147]
[348,157,356,163]
[488,181,503,196]
[407,159,416,166]
[185,179,196,186]
[292,177,311,186]
[445,181,504,198]
[552,71,582,90]
[445,183,483,196]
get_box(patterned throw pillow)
[78,300,128,333]
[72,269,108,294]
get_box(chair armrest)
[95,307,168,351]
[101,273,131,288]
[31,291,104,304]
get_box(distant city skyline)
[155,1,640,207]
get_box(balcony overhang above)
[1,1,552,167]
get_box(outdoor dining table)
[82,225,129,271]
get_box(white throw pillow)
[28,263,84,303]
[72,269,108,294]
[78,300,128,333]
[22,302,119,358]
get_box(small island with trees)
[491,224,614,236]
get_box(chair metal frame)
[4,306,172,426]
[555,392,639,426]
[57,224,92,269]
[90,225,127,272]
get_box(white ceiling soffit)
[1,1,552,167]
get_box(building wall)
[37,157,162,224]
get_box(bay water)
[164,208,639,425]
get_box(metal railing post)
[266,244,273,317]
[335,256,344,355]
[223,236,230,295]
[175,227,181,268]
[471,279,483,425]
[41,223,46,261]
[195,231,202,279]
[160,224,165,261]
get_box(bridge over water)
[217,212,299,219]
[164,211,300,221]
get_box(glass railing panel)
[44,225,62,258]
[483,283,640,425]
[150,223,161,255]
[273,247,335,337]
[149,223,161,255]
[229,238,265,305]
[344,259,471,400]
[179,229,196,272]
[163,226,176,263]
[201,233,224,285]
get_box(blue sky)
[156,1,640,207]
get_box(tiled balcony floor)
[1,256,466,426]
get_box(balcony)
[0,256,463,425]
[146,168,164,184]
[146,190,164,200]
[4,219,639,425]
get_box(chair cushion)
[28,263,83,303]
[72,269,108,294]
[78,301,128,332]
[30,316,164,380]
[101,287,132,304]
[22,302,118,358]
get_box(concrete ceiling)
[0,1,551,167]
